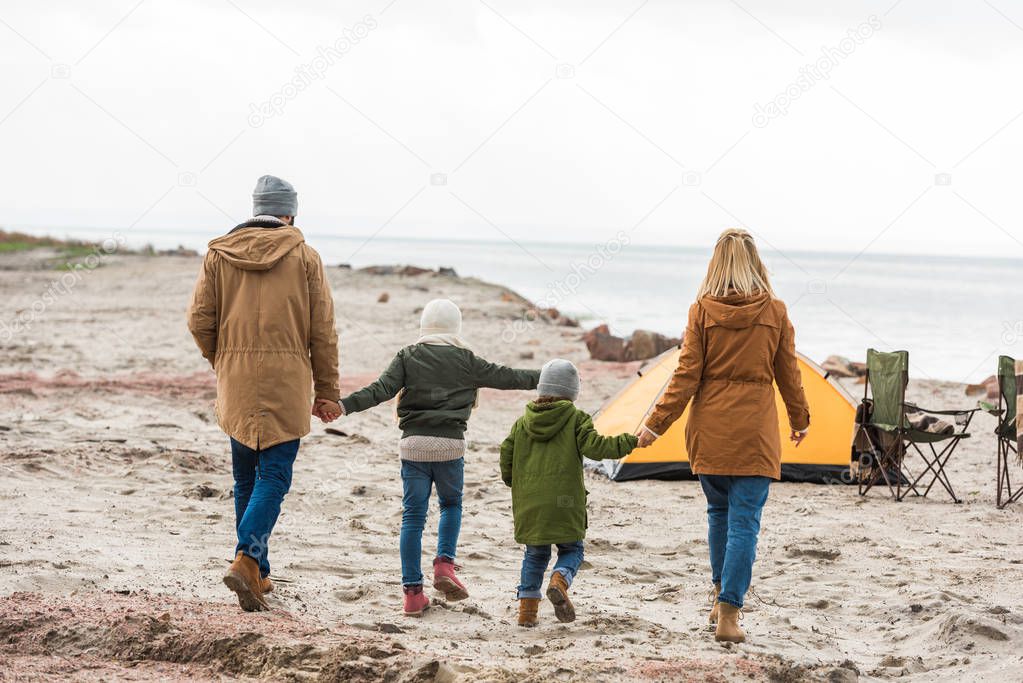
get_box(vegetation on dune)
[0,228,114,270]
[0,229,197,268]
[0,241,38,253]
[0,229,97,254]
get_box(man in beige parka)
[188,174,340,611]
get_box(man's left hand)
[313,399,342,423]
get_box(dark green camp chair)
[854,349,979,502]
[990,356,1020,509]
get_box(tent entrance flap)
[589,349,857,483]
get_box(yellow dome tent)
[591,348,857,483]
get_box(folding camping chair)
[986,356,1020,509]
[853,349,979,502]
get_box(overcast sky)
[2,0,1022,257]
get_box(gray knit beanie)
[252,175,298,217]
[538,359,580,401]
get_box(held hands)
[635,426,808,448]
[636,427,658,449]
[313,399,343,423]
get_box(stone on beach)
[964,375,999,399]
[583,325,680,362]
[583,324,627,361]
[359,264,433,276]
[625,329,679,362]
[820,355,867,378]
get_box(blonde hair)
[696,228,774,298]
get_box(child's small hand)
[636,428,657,449]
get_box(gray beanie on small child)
[538,359,580,401]
[252,175,298,217]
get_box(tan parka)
[187,224,340,450]
[644,292,810,480]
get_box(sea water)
[17,227,1023,383]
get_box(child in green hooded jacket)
[500,359,638,627]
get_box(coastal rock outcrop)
[821,355,867,378]
[583,325,680,362]
[499,290,580,328]
[965,375,999,400]
[359,264,433,276]
[583,324,626,361]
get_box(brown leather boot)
[260,576,274,594]
[518,598,540,627]
[715,602,745,643]
[223,552,269,612]
[708,583,721,624]
[546,572,576,623]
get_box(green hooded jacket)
[500,401,638,545]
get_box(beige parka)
[187,224,340,449]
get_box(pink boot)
[403,585,429,617]
[432,556,469,601]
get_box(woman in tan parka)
[637,228,810,643]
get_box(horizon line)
[5,222,1022,265]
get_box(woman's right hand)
[790,429,808,447]
[636,427,658,449]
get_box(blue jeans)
[231,438,299,578]
[517,542,585,599]
[699,474,771,609]
[400,458,464,586]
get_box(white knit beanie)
[420,299,462,336]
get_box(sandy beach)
[2,250,1022,682]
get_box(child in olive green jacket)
[341,299,539,617]
[500,359,637,627]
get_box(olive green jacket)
[341,344,539,439]
[500,401,638,545]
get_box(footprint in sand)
[937,613,1011,644]
[623,566,666,584]
[580,614,665,636]
[875,654,927,676]
[465,551,495,560]
[331,567,358,579]
[785,545,841,561]
[334,585,370,602]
